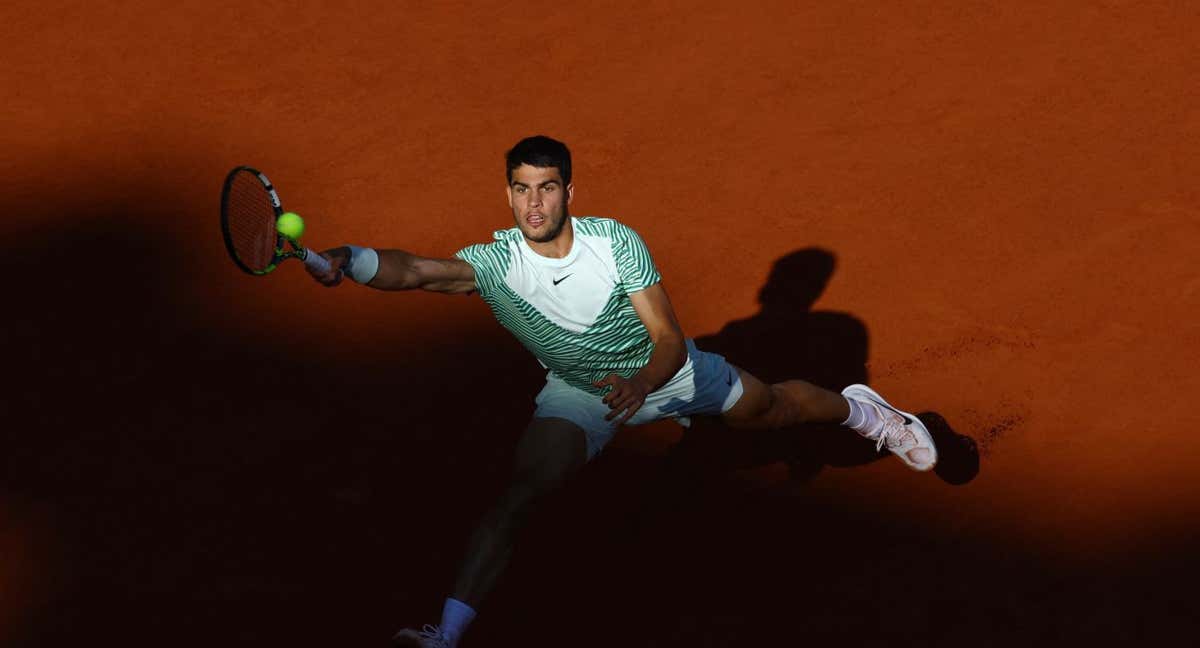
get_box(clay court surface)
[3,1,1198,645]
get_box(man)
[307,135,937,648]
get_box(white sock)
[439,597,476,647]
[842,396,883,437]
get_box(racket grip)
[303,249,334,274]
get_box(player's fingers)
[617,392,638,410]
[323,254,348,286]
[603,390,626,419]
[307,253,337,284]
[605,383,632,407]
[606,393,639,419]
[597,375,624,404]
[616,401,642,425]
[319,248,350,266]
[310,253,330,271]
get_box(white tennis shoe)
[842,384,938,471]
[393,625,453,648]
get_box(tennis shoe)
[393,624,453,648]
[842,384,937,471]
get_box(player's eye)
[542,184,556,192]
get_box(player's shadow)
[625,249,978,521]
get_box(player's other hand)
[309,247,349,287]
[594,374,649,425]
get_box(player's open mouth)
[527,213,545,227]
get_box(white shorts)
[533,339,745,459]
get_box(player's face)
[507,164,573,243]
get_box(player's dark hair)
[506,135,572,185]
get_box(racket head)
[221,166,285,275]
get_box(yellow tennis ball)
[276,211,305,239]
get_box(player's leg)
[451,416,587,606]
[720,365,937,470]
[393,416,587,648]
[719,369,850,429]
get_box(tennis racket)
[220,166,334,276]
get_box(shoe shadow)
[922,410,980,486]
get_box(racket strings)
[225,173,279,272]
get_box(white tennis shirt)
[455,216,662,394]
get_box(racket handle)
[303,248,334,274]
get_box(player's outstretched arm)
[372,249,476,294]
[309,246,476,295]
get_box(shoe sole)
[842,384,938,471]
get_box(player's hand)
[308,247,348,287]
[594,374,650,425]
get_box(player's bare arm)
[594,282,687,424]
[309,246,476,294]
[370,250,476,294]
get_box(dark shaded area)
[2,198,541,647]
[1,205,1187,648]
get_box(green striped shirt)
[455,217,661,395]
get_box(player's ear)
[506,184,513,208]
[566,182,574,205]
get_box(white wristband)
[345,245,380,284]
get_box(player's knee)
[499,468,565,523]
[764,384,792,428]
[766,382,822,428]
[485,490,533,533]
[724,379,781,429]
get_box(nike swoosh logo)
[552,274,573,286]
[872,399,914,425]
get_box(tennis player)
[308,135,937,648]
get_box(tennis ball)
[276,211,305,239]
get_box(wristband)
[345,245,380,284]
